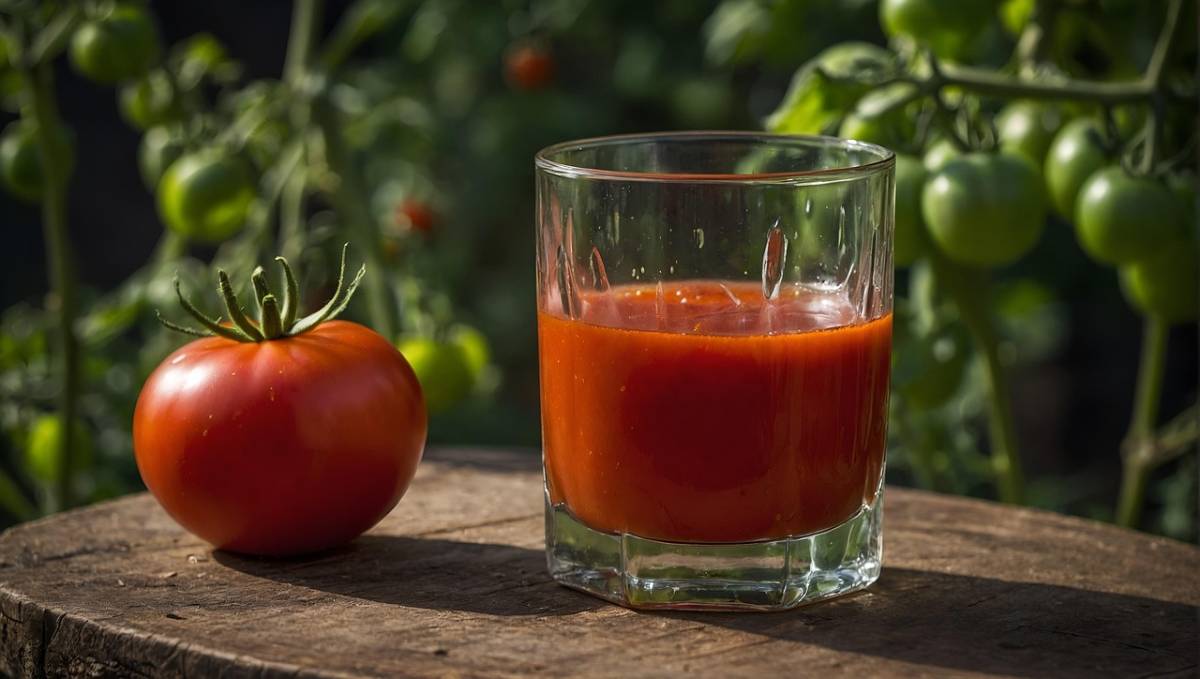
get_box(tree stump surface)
[1,447,1196,678]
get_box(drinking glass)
[535,132,894,610]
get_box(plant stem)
[933,256,1026,504]
[312,97,395,338]
[1116,317,1168,528]
[284,0,394,337]
[934,64,1167,105]
[26,61,79,512]
[1137,0,1184,174]
[284,0,321,85]
[279,169,306,264]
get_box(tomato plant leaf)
[766,42,896,134]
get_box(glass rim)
[535,131,895,184]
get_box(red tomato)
[396,198,435,235]
[134,320,426,556]
[505,44,554,90]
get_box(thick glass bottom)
[545,489,882,611]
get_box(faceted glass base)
[545,490,882,611]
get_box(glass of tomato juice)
[535,132,894,610]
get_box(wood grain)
[1,447,1196,678]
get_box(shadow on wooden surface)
[217,530,1198,677]
[668,567,1199,677]
[213,535,602,617]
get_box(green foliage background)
[0,0,1195,540]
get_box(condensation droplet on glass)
[693,228,705,249]
[837,205,847,250]
[803,197,814,217]
[761,221,788,301]
[589,246,610,292]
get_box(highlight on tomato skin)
[132,247,428,557]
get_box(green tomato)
[449,325,491,379]
[894,154,930,267]
[839,112,914,151]
[70,5,160,84]
[880,0,996,60]
[1119,239,1198,323]
[137,126,185,190]
[1044,118,1109,218]
[397,337,475,415]
[923,138,961,173]
[26,414,93,485]
[118,71,179,131]
[156,150,256,243]
[0,120,74,203]
[1074,167,1182,265]
[838,84,918,150]
[996,101,1062,168]
[922,152,1047,268]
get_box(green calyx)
[158,243,366,342]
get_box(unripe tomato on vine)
[0,120,74,203]
[1074,167,1183,265]
[70,4,161,84]
[396,337,475,415]
[118,71,180,131]
[1044,118,1110,218]
[156,149,257,243]
[921,152,1047,268]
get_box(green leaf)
[79,294,143,348]
[766,42,896,134]
[321,0,411,68]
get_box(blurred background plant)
[0,0,1195,539]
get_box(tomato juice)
[538,280,891,544]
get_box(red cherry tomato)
[134,320,427,556]
[505,44,554,90]
[396,198,436,235]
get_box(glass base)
[545,490,882,611]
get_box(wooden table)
[1,448,1196,678]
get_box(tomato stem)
[932,255,1026,505]
[1138,0,1184,175]
[1116,317,1169,528]
[260,295,285,339]
[25,58,80,512]
[159,245,364,342]
[276,256,301,328]
[218,271,266,341]
[251,266,272,307]
[170,278,252,341]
